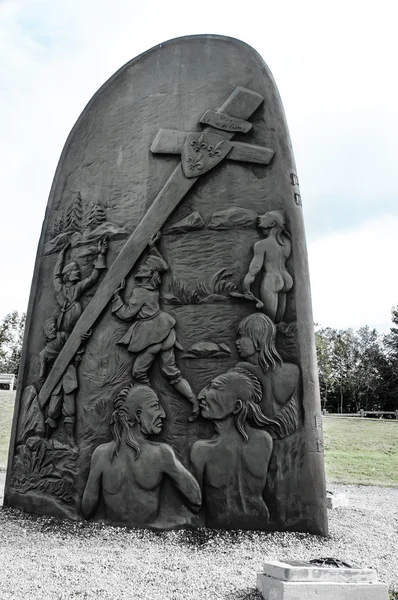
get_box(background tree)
[0,310,26,378]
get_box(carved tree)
[49,215,65,240]
[64,192,83,232]
[83,202,106,230]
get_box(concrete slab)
[257,575,389,600]
[262,559,376,583]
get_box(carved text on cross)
[151,96,274,177]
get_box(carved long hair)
[238,313,282,373]
[210,367,280,443]
[110,385,141,461]
[258,210,291,246]
[267,210,290,247]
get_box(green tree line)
[316,306,398,413]
[0,310,26,379]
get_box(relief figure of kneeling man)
[82,385,201,527]
[190,367,274,530]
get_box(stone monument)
[4,35,328,534]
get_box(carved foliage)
[11,437,77,504]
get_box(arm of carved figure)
[76,266,102,297]
[38,350,48,384]
[53,244,69,293]
[81,447,103,519]
[190,441,207,493]
[111,288,145,321]
[161,444,202,512]
[242,242,264,293]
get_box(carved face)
[135,264,153,279]
[236,334,257,359]
[45,321,57,340]
[198,377,240,421]
[68,266,81,282]
[136,392,166,435]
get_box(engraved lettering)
[294,193,302,206]
[199,110,252,133]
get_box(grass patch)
[0,391,15,471]
[323,417,398,486]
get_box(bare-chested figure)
[242,211,292,323]
[190,367,273,529]
[235,313,300,431]
[82,385,201,526]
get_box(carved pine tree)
[83,202,106,230]
[49,215,65,239]
[64,192,83,232]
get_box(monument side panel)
[4,35,327,535]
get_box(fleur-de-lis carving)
[190,134,207,153]
[207,141,224,158]
[186,153,203,171]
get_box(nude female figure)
[242,211,292,323]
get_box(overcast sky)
[1,0,397,331]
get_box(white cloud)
[0,0,397,329]
[308,214,398,331]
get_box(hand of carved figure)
[114,279,126,297]
[98,237,108,255]
[149,231,161,248]
[81,328,92,343]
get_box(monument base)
[256,560,389,600]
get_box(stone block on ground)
[326,490,349,508]
[257,559,388,600]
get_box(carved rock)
[164,211,205,235]
[5,35,327,535]
[208,206,258,230]
[182,341,232,359]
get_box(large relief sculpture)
[5,35,327,535]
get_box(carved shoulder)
[280,362,300,386]
[190,439,212,463]
[90,442,114,467]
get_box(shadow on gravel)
[224,588,262,600]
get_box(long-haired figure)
[242,210,292,322]
[191,367,273,529]
[236,313,300,434]
[82,384,201,526]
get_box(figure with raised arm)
[82,385,201,526]
[111,232,199,421]
[53,238,108,334]
[242,211,292,322]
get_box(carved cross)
[39,86,275,405]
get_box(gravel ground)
[0,473,397,599]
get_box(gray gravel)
[0,473,396,599]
